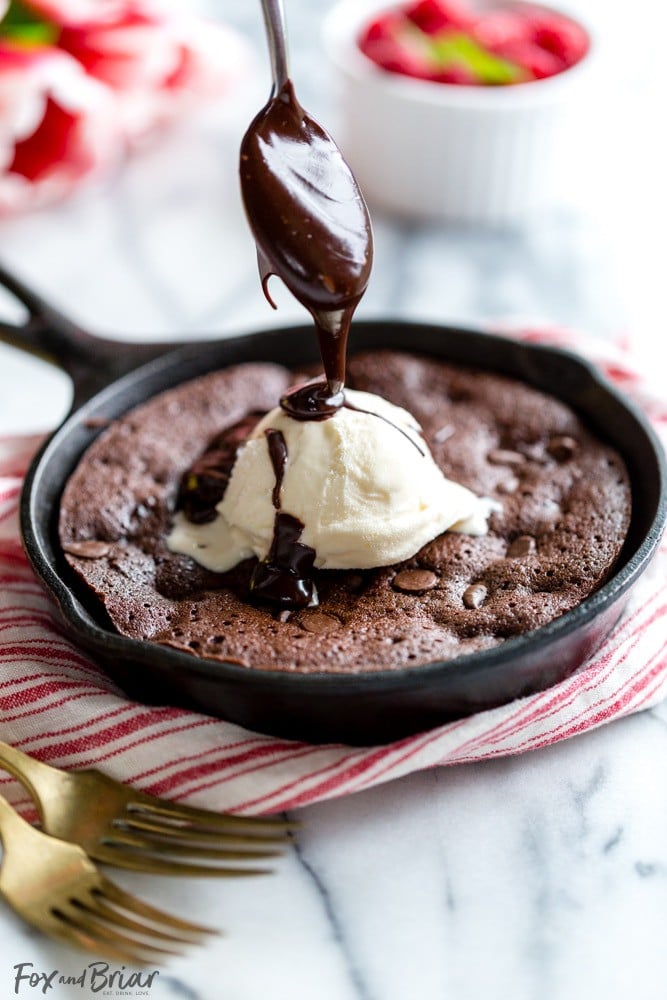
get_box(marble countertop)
[1,1,666,998]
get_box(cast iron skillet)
[1,264,665,745]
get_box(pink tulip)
[24,1,254,139]
[0,43,118,214]
[0,0,254,213]
[21,0,130,28]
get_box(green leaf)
[0,0,59,46]
[430,32,526,85]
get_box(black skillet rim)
[20,321,667,696]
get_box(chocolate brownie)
[58,351,632,674]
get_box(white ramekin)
[323,0,596,225]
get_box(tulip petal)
[0,43,118,215]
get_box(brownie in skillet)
[58,350,632,674]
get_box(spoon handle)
[260,0,290,93]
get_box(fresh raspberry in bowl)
[325,0,595,222]
[358,0,590,85]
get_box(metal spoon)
[260,0,290,94]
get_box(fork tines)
[94,795,295,876]
[128,795,294,834]
[49,877,217,965]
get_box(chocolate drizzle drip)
[250,512,317,609]
[240,79,373,416]
[265,428,288,508]
[344,399,425,455]
[280,384,425,454]
[179,420,318,608]
[250,428,318,608]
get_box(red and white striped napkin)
[1,330,666,816]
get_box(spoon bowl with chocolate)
[2,267,665,745]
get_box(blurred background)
[0,0,665,433]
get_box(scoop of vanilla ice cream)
[168,389,490,572]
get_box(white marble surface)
[1,1,667,998]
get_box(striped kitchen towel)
[1,330,666,816]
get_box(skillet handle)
[0,263,193,408]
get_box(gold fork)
[0,793,216,963]
[0,741,290,876]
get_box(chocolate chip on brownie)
[507,535,536,558]
[393,570,438,593]
[548,435,578,462]
[463,582,488,609]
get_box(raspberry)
[429,63,477,84]
[360,34,434,79]
[359,12,405,45]
[532,15,589,68]
[404,0,473,35]
[359,10,436,78]
[471,11,531,55]
[502,40,564,79]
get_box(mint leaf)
[431,32,525,84]
[0,0,59,46]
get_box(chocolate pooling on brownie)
[250,511,317,610]
[58,352,632,675]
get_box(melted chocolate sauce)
[279,382,425,453]
[344,400,426,456]
[180,420,318,608]
[250,430,318,609]
[265,428,288,508]
[240,79,373,410]
[250,512,317,609]
[279,382,343,421]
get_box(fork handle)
[0,742,52,814]
[0,792,31,842]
